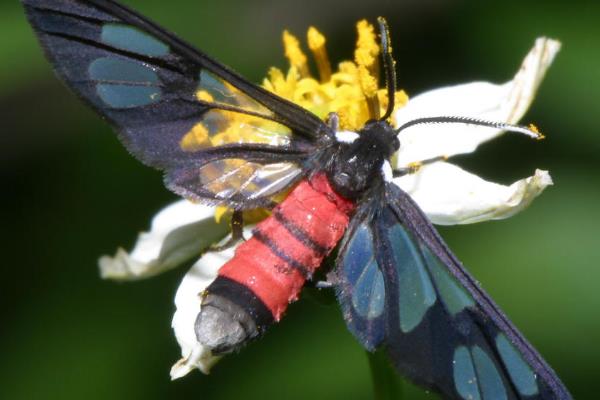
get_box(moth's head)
[361,119,400,157]
[328,119,398,199]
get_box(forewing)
[337,183,571,400]
[23,0,329,206]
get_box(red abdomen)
[216,173,355,320]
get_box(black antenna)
[395,116,544,139]
[377,17,396,122]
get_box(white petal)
[98,200,228,280]
[395,37,561,166]
[393,162,553,225]
[170,228,252,378]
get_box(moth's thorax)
[328,120,399,199]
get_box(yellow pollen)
[528,123,545,140]
[180,123,210,151]
[407,161,423,173]
[215,193,289,225]
[283,30,309,78]
[358,65,380,118]
[358,65,378,98]
[307,26,332,82]
[355,20,380,73]
[214,206,229,224]
[195,90,214,103]
[262,20,408,131]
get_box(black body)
[328,120,399,199]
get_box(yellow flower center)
[263,20,408,130]
[212,20,408,224]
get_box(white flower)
[169,246,232,378]
[394,37,560,225]
[99,200,229,280]
[97,36,560,379]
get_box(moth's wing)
[335,196,387,351]
[168,155,305,208]
[22,0,330,208]
[336,183,572,400]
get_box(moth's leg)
[393,155,448,178]
[313,281,335,289]
[210,210,245,251]
[326,112,340,131]
[305,271,338,289]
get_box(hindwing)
[336,183,571,400]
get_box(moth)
[23,0,572,399]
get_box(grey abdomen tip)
[195,294,259,354]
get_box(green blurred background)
[2,0,599,399]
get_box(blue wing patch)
[335,183,571,400]
[101,23,169,56]
[386,224,436,333]
[346,225,385,320]
[89,57,162,108]
[421,242,474,315]
[496,333,540,397]
[336,220,386,351]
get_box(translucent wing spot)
[453,346,481,400]
[352,262,385,319]
[495,333,539,396]
[387,224,436,333]
[198,70,273,115]
[101,23,169,57]
[345,225,385,319]
[421,244,475,315]
[471,346,507,400]
[180,110,292,152]
[454,346,507,400]
[196,159,301,201]
[96,84,161,108]
[89,57,162,108]
[89,57,160,84]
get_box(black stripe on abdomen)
[252,228,313,279]
[272,208,330,256]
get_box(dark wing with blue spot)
[336,183,572,400]
[22,0,331,208]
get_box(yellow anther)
[195,90,214,103]
[307,26,325,49]
[264,21,408,131]
[180,123,210,151]
[407,161,423,173]
[215,206,272,225]
[528,123,545,140]
[358,65,380,119]
[358,65,378,98]
[263,66,292,98]
[355,20,379,73]
[307,26,332,82]
[214,206,230,224]
[283,30,309,78]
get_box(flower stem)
[367,350,404,400]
